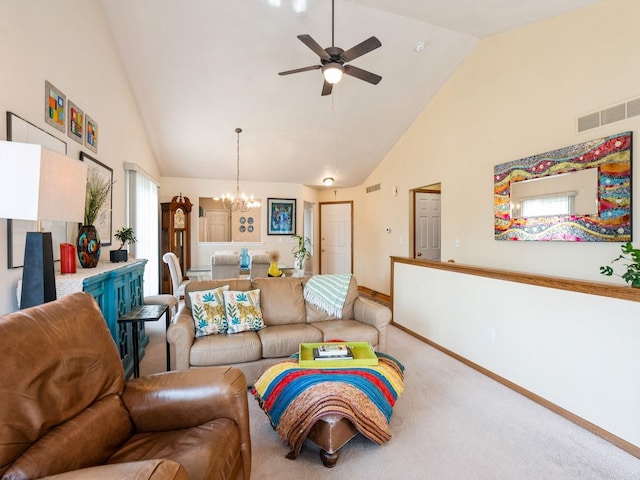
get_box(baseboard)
[391,321,640,460]
[357,286,391,305]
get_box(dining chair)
[162,252,190,300]
[249,253,270,279]
[211,252,241,279]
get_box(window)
[520,194,575,218]
[125,164,159,297]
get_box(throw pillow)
[189,286,229,337]
[223,289,266,334]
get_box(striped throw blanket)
[303,273,352,318]
[252,353,405,459]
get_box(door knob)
[416,252,422,257]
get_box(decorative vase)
[77,225,101,268]
[239,248,250,269]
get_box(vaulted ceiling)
[100,0,601,188]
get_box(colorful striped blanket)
[252,353,405,459]
[303,273,352,318]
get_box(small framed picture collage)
[45,80,98,153]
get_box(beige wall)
[0,0,158,313]
[321,0,640,295]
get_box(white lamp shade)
[0,141,88,223]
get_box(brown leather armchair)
[0,292,251,480]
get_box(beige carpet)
[140,320,640,479]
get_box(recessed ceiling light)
[414,41,425,53]
[323,177,334,186]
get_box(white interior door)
[204,209,229,242]
[415,192,441,261]
[320,202,352,274]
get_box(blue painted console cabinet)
[55,259,149,377]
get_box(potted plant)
[600,242,640,287]
[111,227,137,263]
[291,234,311,276]
[78,170,113,268]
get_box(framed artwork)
[67,100,84,144]
[85,114,98,153]
[6,112,69,268]
[44,80,66,132]
[80,152,112,246]
[267,198,296,235]
[494,131,632,242]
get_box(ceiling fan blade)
[278,65,322,76]
[321,80,333,96]
[297,34,331,61]
[344,65,382,85]
[341,36,382,63]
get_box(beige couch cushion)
[305,276,359,323]
[311,319,379,347]
[189,331,261,366]
[185,279,251,310]
[251,277,306,326]
[258,324,323,358]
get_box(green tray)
[298,342,378,368]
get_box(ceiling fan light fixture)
[322,63,344,84]
[323,177,334,186]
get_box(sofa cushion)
[189,286,229,336]
[257,324,323,358]
[185,279,252,310]
[310,319,379,347]
[224,289,266,334]
[306,276,359,323]
[108,418,241,480]
[251,277,306,326]
[190,331,262,366]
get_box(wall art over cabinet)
[494,131,632,242]
[67,100,84,144]
[80,152,112,246]
[85,114,98,153]
[44,80,65,132]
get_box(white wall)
[0,0,158,314]
[158,177,320,272]
[394,261,640,449]
[320,0,640,295]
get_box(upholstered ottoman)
[252,354,404,467]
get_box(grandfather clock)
[160,194,193,294]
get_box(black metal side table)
[118,304,169,378]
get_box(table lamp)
[0,141,88,309]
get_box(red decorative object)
[60,243,76,274]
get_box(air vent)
[601,104,625,125]
[577,96,640,133]
[577,112,600,132]
[366,183,381,194]
[627,98,640,118]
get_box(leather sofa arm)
[122,367,252,480]
[166,303,195,370]
[353,297,392,352]
[42,459,188,480]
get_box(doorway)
[319,201,353,274]
[413,184,441,261]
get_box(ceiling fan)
[278,0,382,96]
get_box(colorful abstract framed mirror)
[494,131,632,241]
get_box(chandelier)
[215,128,261,212]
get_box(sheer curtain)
[124,164,159,297]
